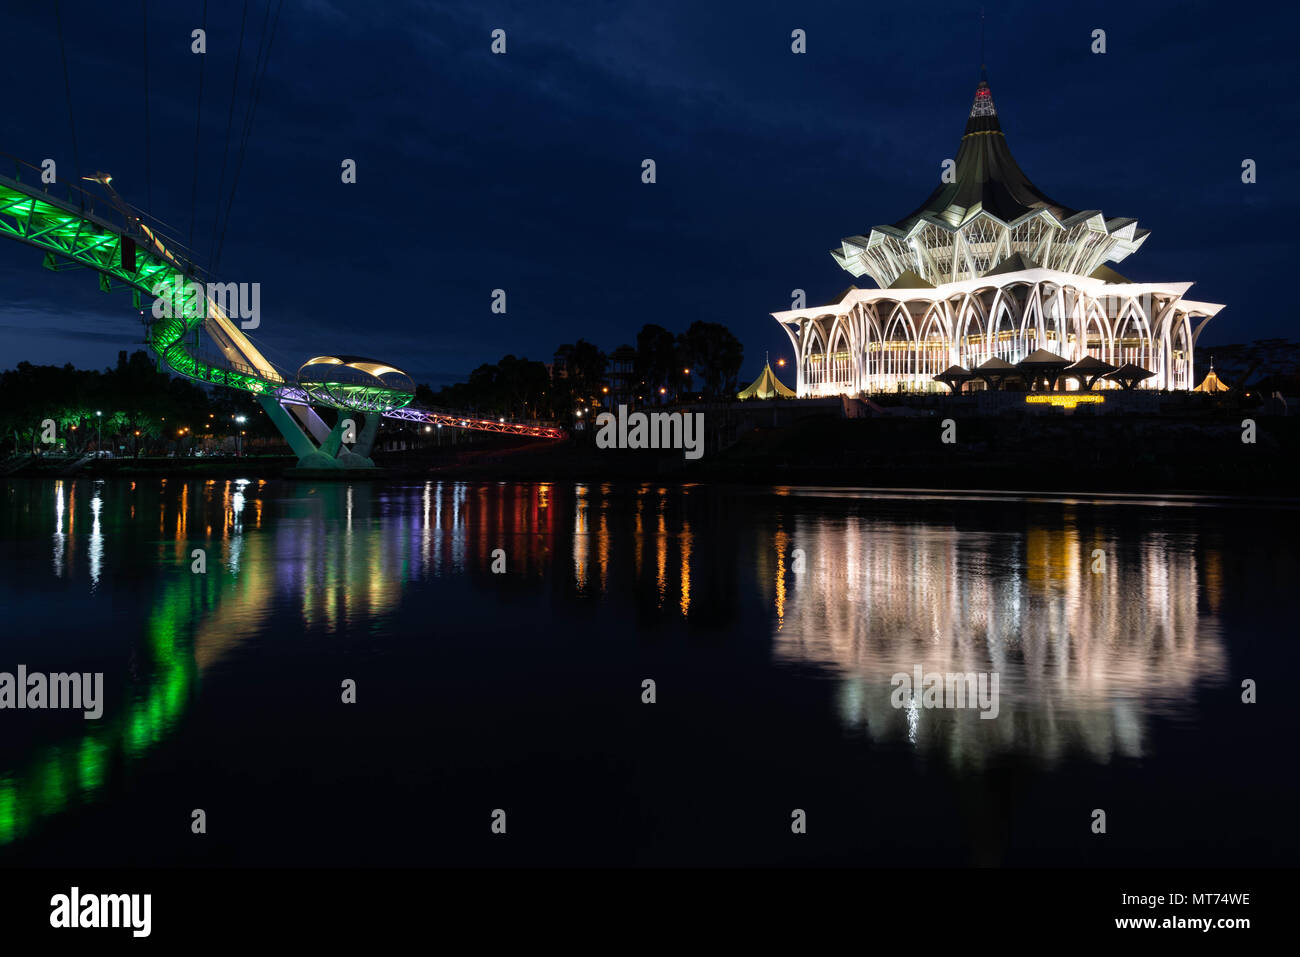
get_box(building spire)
[969,10,995,118]
[969,75,996,119]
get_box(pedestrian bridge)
[0,154,563,467]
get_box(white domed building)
[773,73,1225,396]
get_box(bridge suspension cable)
[209,0,249,271]
[188,0,208,248]
[216,0,283,272]
[53,0,82,210]
[142,0,153,215]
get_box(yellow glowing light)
[1024,394,1106,409]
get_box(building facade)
[772,75,1225,395]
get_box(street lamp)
[95,410,102,455]
[235,415,247,457]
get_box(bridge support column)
[352,413,381,457]
[319,416,349,459]
[257,395,321,462]
[256,396,378,470]
[288,403,333,444]
[336,413,380,468]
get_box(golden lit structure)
[1024,394,1105,409]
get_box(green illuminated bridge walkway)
[0,155,563,466]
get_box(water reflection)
[0,478,1236,848]
[767,498,1227,766]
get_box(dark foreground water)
[0,478,1295,866]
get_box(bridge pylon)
[256,396,379,469]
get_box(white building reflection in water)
[88,481,103,589]
[767,509,1227,766]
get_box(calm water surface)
[0,478,1295,865]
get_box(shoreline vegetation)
[5,412,1296,497]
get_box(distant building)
[772,73,1225,395]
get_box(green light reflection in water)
[0,563,212,846]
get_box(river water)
[0,478,1294,866]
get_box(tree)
[680,321,744,398]
[635,324,677,400]
[566,339,607,410]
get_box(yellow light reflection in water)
[598,498,610,593]
[774,527,788,630]
[573,485,588,590]
[656,509,667,607]
[679,520,692,617]
[634,488,645,578]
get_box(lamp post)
[95,410,102,456]
[235,415,247,457]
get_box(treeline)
[0,350,272,455]
[0,318,747,453]
[421,321,744,419]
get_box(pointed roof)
[1105,362,1156,389]
[1065,354,1116,374]
[1089,264,1133,284]
[933,364,974,393]
[1107,362,1155,379]
[1019,348,1071,367]
[833,73,1152,288]
[737,361,796,400]
[935,364,974,380]
[887,268,935,289]
[984,252,1040,277]
[974,356,1017,372]
[891,76,1077,231]
[1193,368,1230,393]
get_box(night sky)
[1,0,1295,388]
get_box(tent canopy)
[1193,368,1230,393]
[737,361,797,400]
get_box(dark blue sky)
[1,0,1295,386]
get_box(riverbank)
[7,413,1295,496]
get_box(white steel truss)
[832,209,1149,290]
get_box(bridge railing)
[385,404,562,430]
[188,348,288,385]
[0,149,207,279]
